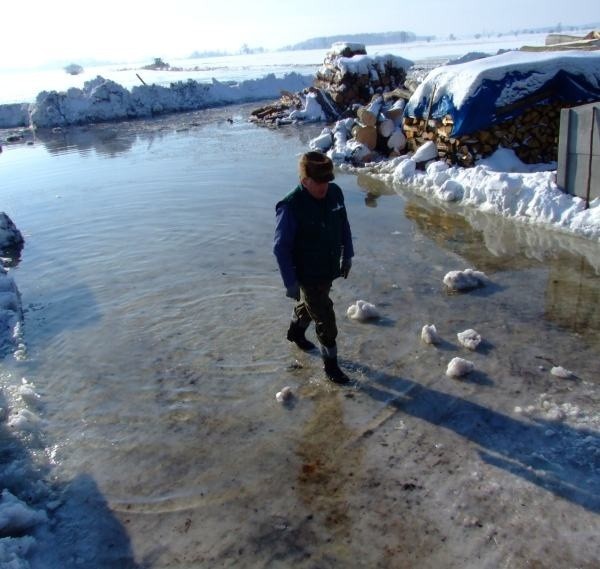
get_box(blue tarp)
[404,51,600,137]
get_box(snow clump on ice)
[275,386,293,403]
[421,324,441,344]
[347,300,380,321]
[550,366,574,379]
[457,329,482,350]
[446,357,474,378]
[443,268,489,291]
[517,393,599,427]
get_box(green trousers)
[293,282,338,349]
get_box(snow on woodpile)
[402,50,600,166]
[250,44,413,129]
[314,42,413,109]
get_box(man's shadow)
[348,362,600,513]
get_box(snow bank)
[1,72,314,128]
[0,213,25,360]
[0,535,36,568]
[0,490,48,534]
[0,103,30,129]
[0,376,49,569]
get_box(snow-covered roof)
[404,50,600,136]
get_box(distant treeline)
[504,21,600,36]
[281,31,433,51]
[185,22,600,60]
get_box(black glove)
[285,283,301,301]
[340,258,352,279]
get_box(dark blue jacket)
[274,183,354,288]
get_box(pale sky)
[4,0,599,69]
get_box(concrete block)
[570,104,600,155]
[557,102,600,203]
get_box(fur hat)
[299,151,334,182]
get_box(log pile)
[314,48,410,111]
[404,100,570,166]
[249,43,413,129]
[249,90,304,125]
[347,90,410,158]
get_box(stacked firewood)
[404,100,568,166]
[314,46,410,111]
[249,43,413,128]
[349,90,410,157]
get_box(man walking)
[274,151,354,384]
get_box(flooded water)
[2,104,599,567]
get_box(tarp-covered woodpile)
[402,50,600,166]
[403,99,567,166]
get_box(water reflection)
[30,103,326,158]
[403,194,600,275]
[404,199,537,272]
[356,181,600,338]
[35,125,137,157]
[546,254,600,336]
[356,173,396,209]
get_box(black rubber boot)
[323,357,350,385]
[286,321,316,351]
